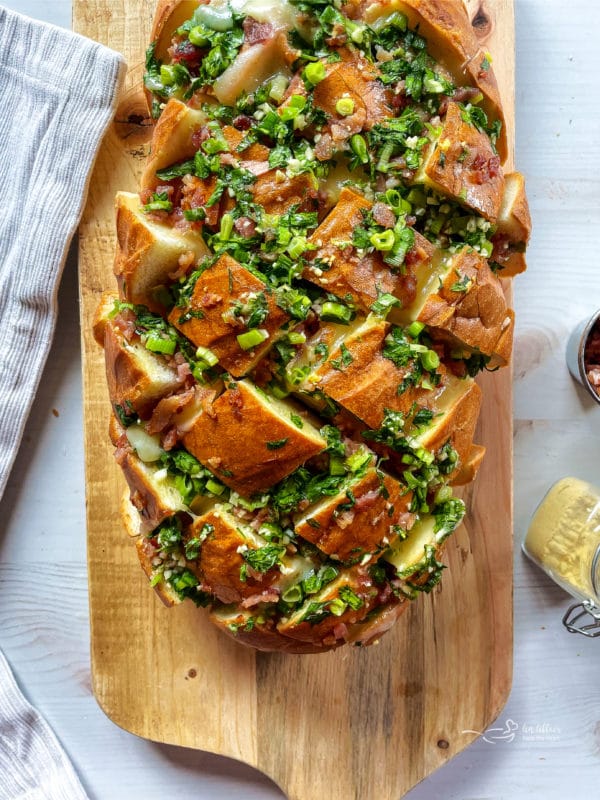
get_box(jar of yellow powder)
[523,477,600,637]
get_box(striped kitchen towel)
[0,6,125,798]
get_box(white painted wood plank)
[1,1,599,798]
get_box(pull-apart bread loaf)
[95,0,530,653]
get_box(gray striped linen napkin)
[0,5,126,798]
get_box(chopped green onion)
[320,302,354,324]
[287,236,308,259]
[279,94,307,122]
[145,333,176,355]
[269,75,289,104]
[206,479,226,496]
[219,213,234,241]
[435,485,454,505]
[143,199,172,213]
[183,208,206,222]
[350,134,369,165]
[287,331,306,345]
[329,598,347,617]
[282,585,303,604]
[195,346,219,367]
[336,97,355,116]
[237,328,269,350]
[370,293,400,318]
[329,456,346,476]
[303,61,326,86]
[270,384,289,399]
[421,349,440,371]
[188,26,209,47]
[370,229,396,252]
[408,321,426,338]
[371,11,408,32]
[160,65,178,86]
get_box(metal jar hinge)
[562,600,600,637]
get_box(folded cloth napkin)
[0,4,126,499]
[0,651,88,800]
[0,5,126,798]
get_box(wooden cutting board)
[77,2,515,797]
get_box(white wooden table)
[1,1,599,797]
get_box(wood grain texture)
[75,2,516,798]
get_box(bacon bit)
[207,456,222,470]
[146,387,196,436]
[241,589,280,608]
[112,309,137,341]
[314,133,335,162]
[470,153,501,185]
[250,507,271,530]
[220,152,239,168]
[453,86,482,105]
[395,511,417,532]
[376,583,393,605]
[243,17,274,45]
[234,217,257,238]
[242,159,271,176]
[162,427,179,451]
[332,622,349,640]
[191,126,210,150]
[114,433,133,466]
[233,114,253,131]
[588,368,600,390]
[354,488,381,511]
[491,233,511,264]
[201,391,217,419]
[170,39,203,68]
[200,292,222,309]
[156,184,174,198]
[372,202,396,229]
[228,388,244,420]
[392,92,408,112]
[168,250,196,281]
[336,510,356,529]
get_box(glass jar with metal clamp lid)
[523,477,600,637]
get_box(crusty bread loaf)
[96,0,528,653]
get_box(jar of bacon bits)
[566,309,600,404]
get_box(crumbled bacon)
[336,510,356,529]
[162,427,179,451]
[243,17,274,45]
[112,309,137,341]
[470,153,501,185]
[233,114,252,131]
[114,433,133,466]
[207,456,222,471]
[146,386,196,436]
[191,126,210,150]
[228,388,244,420]
[234,217,257,238]
[199,292,222,309]
[241,589,280,608]
[354,488,381,511]
[169,250,195,281]
[372,202,396,229]
[169,39,203,68]
[139,187,154,205]
[314,133,335,162]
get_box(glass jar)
[523,477,600,637]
